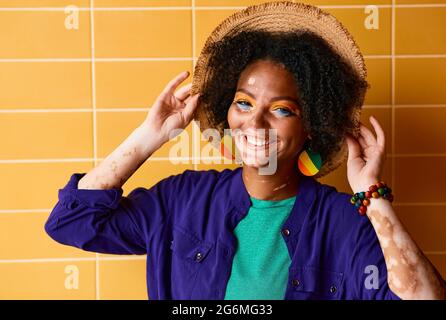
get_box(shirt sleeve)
[343,201,402,300]
[44,173,172,255]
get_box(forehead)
[237,60,299,95]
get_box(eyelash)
[234,100,295,117]
[235,100,251,111]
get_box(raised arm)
[79,70,200,190]
[345,116,446,300]
[45,71,200,255]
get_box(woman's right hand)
[78,71,200,190]
[144,70,200,144]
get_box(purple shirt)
[45,167,401,300]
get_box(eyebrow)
[236,88,300,105]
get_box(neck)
[241,161,302,201]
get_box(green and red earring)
[297,144,322,176]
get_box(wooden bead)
[372,192,379,198]
[369,185,377,192]
[376,182,385,189]
[378,188,385,196]
[365,191,372,199]
[359,192,365,199]
[362,199,370,206]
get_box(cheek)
[277,121,306,147]
[227,105,241,130]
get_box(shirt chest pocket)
[170,226,212,265]
[288,266,344,300]
[169,226,213,298]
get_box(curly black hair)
[199,29,369,164]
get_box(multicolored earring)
[220,134,236,161]
[297,145,322,176]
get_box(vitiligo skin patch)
[368,209,446,299]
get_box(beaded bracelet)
[350,181,394,216]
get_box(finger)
[183,95,192,105]
[161,71,190,97]
[345,134,361,162]
[359,122,377,146]
[174,82,192,101]
[181,94,201,123]
[369,116,386,149]
[358,135,368,150]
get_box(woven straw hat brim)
[191,1,367,178]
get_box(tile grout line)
[0,209,53,213]
[0,58,194,62]
[2,104,446,114]
[192,0,198,171]
[1,4,446,11]
[2,153,446,164]
[1,55,446,62]
[391,0,396,194]
[0,256,147,263]
[0,108,150,113]
[89,0,100,301]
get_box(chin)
[241,155,270,168]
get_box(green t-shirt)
[224,195,296,300]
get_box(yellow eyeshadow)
[271,103,299,112]
[234,93,254,103]
[233,94,301,114]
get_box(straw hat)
[191,1,367,178]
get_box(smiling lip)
[238,134,277,151]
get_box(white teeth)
[245,135,267,146]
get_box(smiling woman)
[44,1,446,300]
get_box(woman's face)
[227,59,307,169]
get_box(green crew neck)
[249,195,296,209]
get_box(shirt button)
[195,252,203,262]
[282,229,290,236]
[292,279,300,286]
[330,286,337,293]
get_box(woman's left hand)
[345,116,386,194]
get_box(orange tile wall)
[0,0,445,299]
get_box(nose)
[249,107,269,130]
